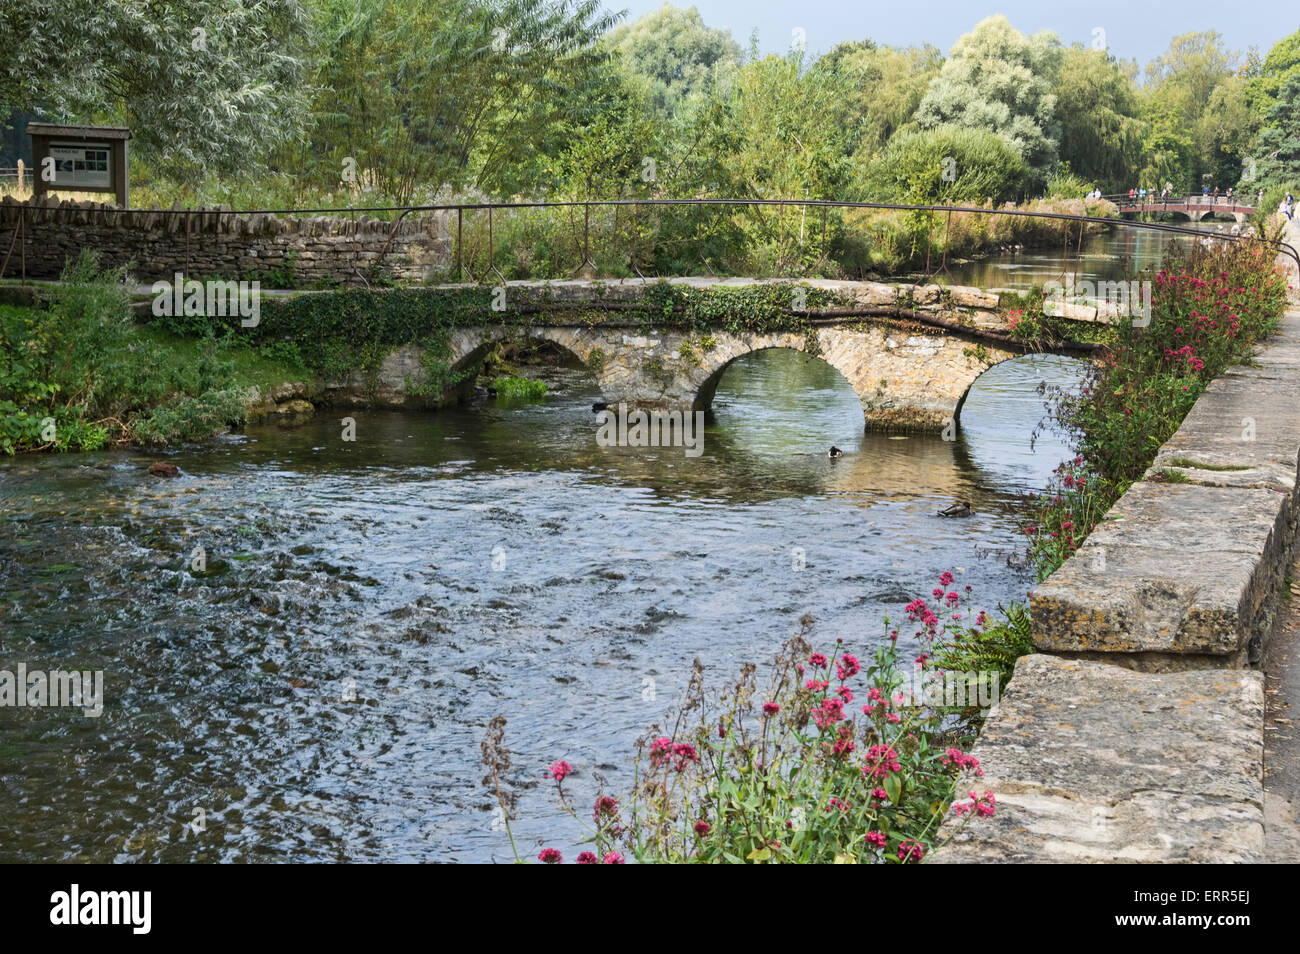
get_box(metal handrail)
[4,196,1297,279]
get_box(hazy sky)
[603,0,1297,73]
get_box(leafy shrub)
[860,127,1030,205]
[132,388,249,447]
[1025,238,1287,577]
[0,251,264,453]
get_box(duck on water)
[937,501,971,517]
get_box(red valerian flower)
[538,848,563,864]
[576,852,598,864]
[545,760,573,783]
[953,790,997,818]
[941,747,983,777]
[649,737,673,768]
[602,852,625,864]
[862,743,901,779]
[762,701,780,715]
[813,696,846,729]
[836,653,861,680]
[897,839,925,862]
[592,795,620,825]
[694,820,711,836]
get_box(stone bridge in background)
[342,277,1100,432]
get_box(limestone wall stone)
[0,196,451,285]
[930,655,1265,863]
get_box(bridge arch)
[436,323,1026,431]
[686,327,1021,432]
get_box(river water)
[0,222,1201,863]
[938,218,1224,291]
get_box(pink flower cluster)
[812,696,846,729]
[862,743,901,780]
[953,790,996,818]
[897,839,925,862]
[650,736,700,773]
[862,686,902,724]
[940,747,983,777]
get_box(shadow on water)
[0,345,1085,862]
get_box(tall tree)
[1244,29,1300,117]
[301,0,621,203]
[0,0,312,179]
[602,4,741,118]
[1053,46,1144,192]
[1141,31,1244,190]
[721,50,853,200]
[812,42,944,161]
[914,15,1062,183]
[1250,72,1300,188]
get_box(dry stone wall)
[0,196,452,285]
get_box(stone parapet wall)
[1032,311,1300,670]
[931,229,1300,861]
[0,197,452,285]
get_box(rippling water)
[940,219,1224,292]
[0,350,1085,862]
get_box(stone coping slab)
[1032,481,1289,663]
[1146,366,1300,493]
[929,655,1264,863]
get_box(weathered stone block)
[948,285,1000,309]
[929,655,1264,864]
[1147,365,1300,493]
[1032,482,1290,664]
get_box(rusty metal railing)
[3,196,1296,285]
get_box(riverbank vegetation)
[0,252,307,453]
[5,8,1300,277]
[1022,239,1290,578]
[485,575,1012,864]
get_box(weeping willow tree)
[1052,46,1145,193]
[294,0,621,204]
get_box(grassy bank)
[0,252,310,454]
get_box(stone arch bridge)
[336,278,1099,432]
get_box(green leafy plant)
[491,375,548,400]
